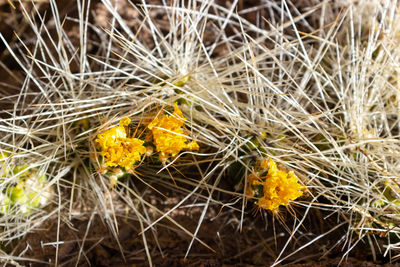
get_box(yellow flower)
[96,117,146,170]
[248,158,304,211]
[148,103,199,160]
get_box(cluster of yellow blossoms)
[95,104,199,171]
[148,103,199,161]
[96,117,146,171]
[247,158,304,211]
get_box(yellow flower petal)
[120,117,131,127]
[148,103,199,160]
[96,117,145,170]
[187,141,199,151]
[249,158,305,211]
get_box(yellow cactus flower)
[148,103,199,160]
[96,117,146,170]
[248,158,305,211]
